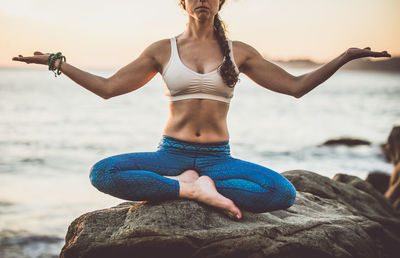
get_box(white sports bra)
[161,37,240,103]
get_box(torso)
[153,35,248,143]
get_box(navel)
[195,132,201,137]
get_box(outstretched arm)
[239,42,391,98]
[294,47,391,98]
[12,41,161,99]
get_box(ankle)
[179,181,201,199]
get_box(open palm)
[346,47,391,61]
[12,51,50,65]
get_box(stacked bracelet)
[48,52,66,77]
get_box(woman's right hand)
[12,51,50,65]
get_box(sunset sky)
[1,0,399,69]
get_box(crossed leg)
[197,156,297,213]
[89,151,243,219]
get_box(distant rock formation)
[273,57,400,72]
[320,138,371,147]
[60,171,400,258]
[341,57,400,73]
[273,58,321,69]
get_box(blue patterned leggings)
[90,135,296,213]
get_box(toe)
[234,207,242,219]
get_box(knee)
[89,158,116,190]
[255,177,296,212]
[275,178,297,209]
[283,183,297,208]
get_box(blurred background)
[1,0,399,257]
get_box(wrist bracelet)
[47,54,54,67]
[56,55,66,76]
[49,52,62,70]
[47,52,66,77]
[49,53,59,70]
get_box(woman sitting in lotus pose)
[12,0,391,220]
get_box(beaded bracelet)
[47,52,66,77]
[48,52,61,70]
[56,55,66,76]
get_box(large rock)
[60,171,400,258]
[365,171,391,194]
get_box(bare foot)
[193,176,242,220]
[165,169,199,183]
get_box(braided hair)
[179,0,239,88]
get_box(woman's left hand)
[345,47,391,61]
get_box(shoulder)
[142,38,171,57]
[231,40,262,58]
[141,38,172,73]
[230,40,263,72]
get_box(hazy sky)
[1,0,399,69]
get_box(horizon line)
[3,56,398,70]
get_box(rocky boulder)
[60,170,400,258]
[319,138,371,147]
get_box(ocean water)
[0,67,399,257]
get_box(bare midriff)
[162,98,230,143]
